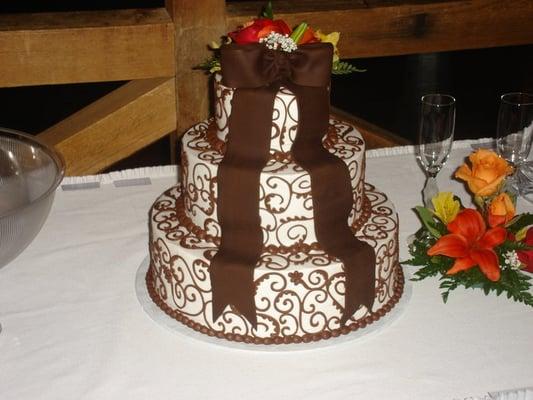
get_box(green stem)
[290,22,308,44]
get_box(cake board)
[135,256,412,352]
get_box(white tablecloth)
[1,139,532,400]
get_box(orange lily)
[427,208,506,281]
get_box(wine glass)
[416,94,456,208]
[495,92,533,198]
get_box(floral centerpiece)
[197,1,362,74]
[404,149,533,306]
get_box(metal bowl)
[0,128,65,269]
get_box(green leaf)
[473,195,485,210]
[290,22,308,44]
[194,57,221,74]
[506,213,533,233]
[411,264,440,280]
[261,1,274,19]
[332,60,366,75]
[414,206,441,238]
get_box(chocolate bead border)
[205,120,341,163]
[145,262,404,346]
[175,193,372,255]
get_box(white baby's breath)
[259,32,297,53]
[503,250,523,270]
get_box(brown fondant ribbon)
[210,43,375,327]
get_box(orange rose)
[455,149,513,196]
[488,193,515,227]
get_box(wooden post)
[165,0,227,163]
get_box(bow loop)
[220,42,333,88]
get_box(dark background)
[1,1,532,170]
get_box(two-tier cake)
[146,42,403,345]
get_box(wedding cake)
[146,42,403,345]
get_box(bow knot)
[262,49,292,83]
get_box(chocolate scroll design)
[147,182,402,342]
[182,119,367,248]
[215,77,298,153]
[289,82,376,325]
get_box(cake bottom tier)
[147,183,403,345]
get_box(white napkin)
[489,387,533,400]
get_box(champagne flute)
[495,92,533,198]
[416,94,456,208]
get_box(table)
[1,139,532,400]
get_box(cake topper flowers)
[404,149,533,307]
[197,1,363,75]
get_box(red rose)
[517,227,533,273]
[228,18,291,44]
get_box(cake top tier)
[213,41,336,156]
[215,74,309,155]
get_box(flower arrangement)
[404,148,533,307]
[197,1,362,75]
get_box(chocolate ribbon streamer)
[211,43,375,327]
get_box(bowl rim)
[0,127,66,218]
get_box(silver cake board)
[135,256,412,352]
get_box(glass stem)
[423,175,439,208]
[506,166,520,197]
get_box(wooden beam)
[227,0,533,58]
[0,8,175,87]
[38,78,176,176]
[331,107,411,149]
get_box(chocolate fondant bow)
[210,42,375,330]
[220,42,333,89]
